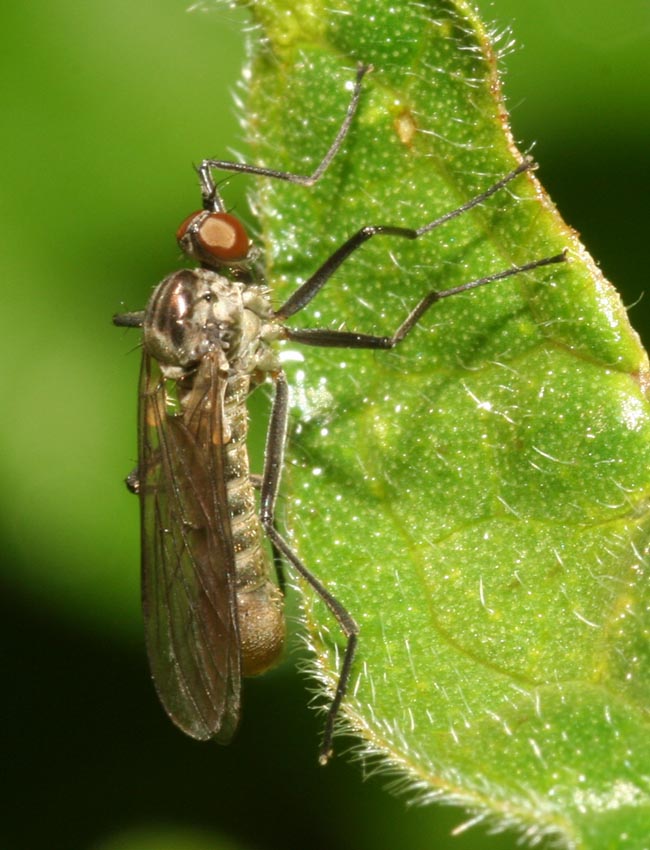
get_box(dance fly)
[114,64,566,763]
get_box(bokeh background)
[1,1,648,849]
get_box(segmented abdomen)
[223,373,285,676]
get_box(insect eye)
[175,211,202,243]
[177,211,250,263]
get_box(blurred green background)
[0,1,648,849]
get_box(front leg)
[113,311,145,328]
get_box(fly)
[114,64,566,763]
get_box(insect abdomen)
[224,375,285,676]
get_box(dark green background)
[1,2,648,849]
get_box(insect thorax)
[143,267,281,380]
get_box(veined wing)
[137,349,241,742]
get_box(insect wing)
[137,350,241,742]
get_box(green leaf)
[237,0,650,845]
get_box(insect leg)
[125,467,140,494]
[113,310,145,328]
[260,371,359,765]
[198,64,372,212]
[250,474,286,595]
[114,312,146,492]
[283,251,567,350]
[274,158,539,320]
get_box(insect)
[114,64,566,763]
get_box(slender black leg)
[114,309,147,506]
[198,64,372,213]
[114,312,145,490]
[250,474,286,595]
[275,158,538,320]
[260,371,359,764]
[283,251,567,350]
[113,310,145,328]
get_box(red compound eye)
[177,211,250,263]
[198,212,249,260]
[176,211,202,243]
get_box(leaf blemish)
[394,109,417,146]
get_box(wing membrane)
[137,350,241,741]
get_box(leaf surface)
[237,1,650,845]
